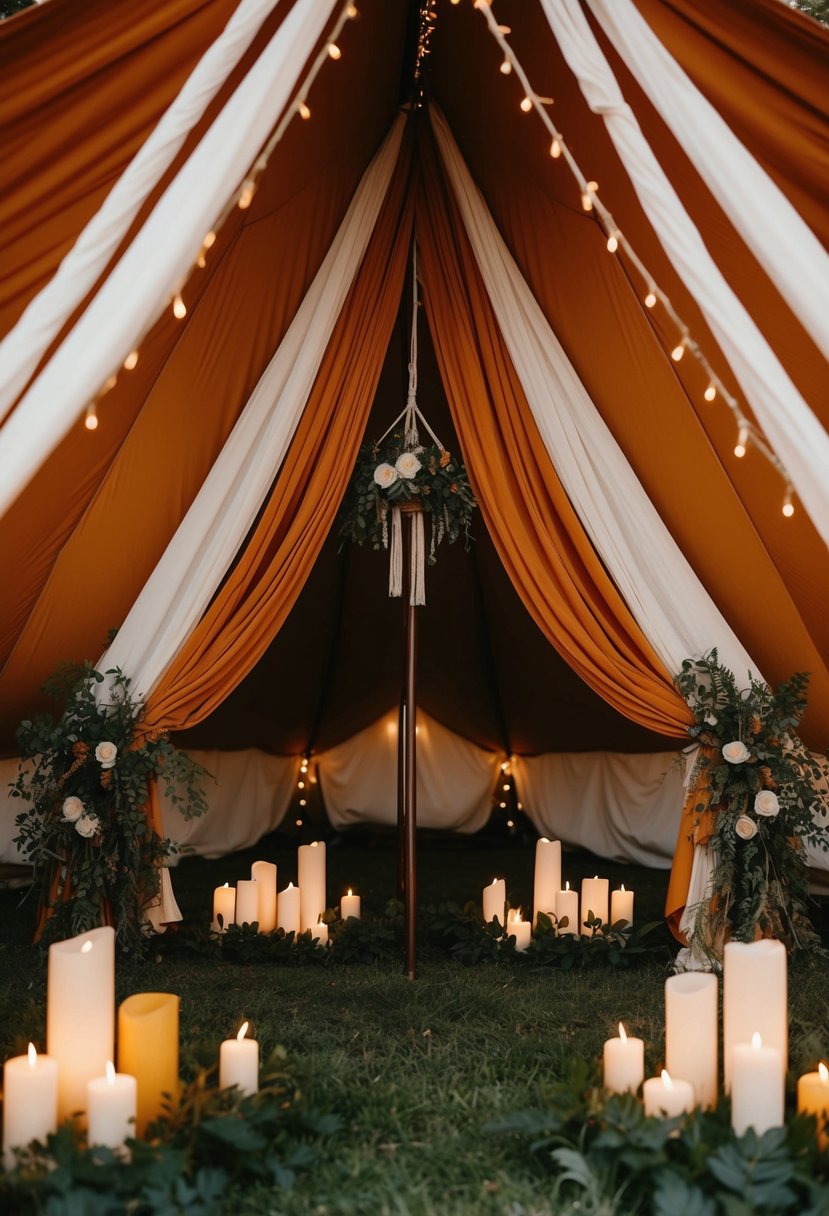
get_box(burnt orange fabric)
[665,742,720,939]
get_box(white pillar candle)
[251,861,277,933]
[580,875,609,933]
[2,1044,58,1169]
[533,838,561,924]
[219,1022,259,1096]
[277,882,301,936]
[47,925,115,1121]
[87,1062,137,1152]
[665,972,718,1109]
[731,1033,784,1136]
[610,885,634,928]
[603,1024,644,1094]
[212,883,235,932]
[340,889,361,921]
[643,1070,695,1119]
[234,878,259,927]
[482,877,506,926]
[508,910,531,952]
[311,919,329,946]
[298,841,326,933]
[723,939,787,1091]
[556,882,578,935]
[797,1062,829,1149]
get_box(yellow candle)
[797,1062,829,1148]
[603,1023,644,1094]
[643,1069,695,1118]
[610,885,634,928]
[251,861,277,933]
[118,993,179,1136]
[665,972,718,1109]
[212,883,235,933]
[508,909,531,952]
[219,1022,259,1096]
[340,889,361,921]
[482,877,506,926]
[580,876,609,933]
[731,1033,783,1137]
[234,878,259,927]
[47,925,115,1121]
[277,882,301,935]
[533,838,561,924]
[298,842,326,933]
[2,1044,58,1169]
[556,882,579,935]
[87,1061,137,1153]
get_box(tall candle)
[643,1070,695,1119]
[340,889,361,921]
[47,925,115,1121]
[797,1062,829,1149]
[665,972,718,1109]
[234,878,259,927]
[556,882,578,935]
[580,875,609,933]
[87,1062,137,1153]
[610,885,634,928]
[277,882,301,936]
[2,1044,58,1169]
[603,1024,644,1094]
[731,1033,784,1137]
[118,993,179,1136]
[212,883,235,932]
[723,940,787,1091]
[251,861,277,933]
[298,841,326,933]
[508,910,531,952]
[482,878,506,926]
[533,838,561,924]
[219,1022,259,1096]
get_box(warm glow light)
[671,342,685,362]
[565,881,570,891]
[502,783,510,791]
[81,940,94,953]
[621,884,626,892]
[295,819,303,826]
[581,192,593,212]
[347,3,359,15]
[299,798,307,807]
[782,493,795,518]
[84,405,98,431]
[28,1043,37,1067]
[237,1022,249,1042]
[752,1033,762,1050]
[819,1063,829,1083]
[594,875,598,880]
[734,426,748,458]
[491,878,499,887]
[500,58,512,75]
[644,291,657,308]
[499,801,507,809]
[550,138,561,159]
[223,882,229,889]
[704,383,716,402]
[606,233,618,253]
[327,42,341,59]
[517,802,523,810]
[513,909,524,924]
[203,230,217,249]
[298,781,305,789]
[106,1061,116,1085]
[238,180,255,210]
[348,889,353,897]
[298,101,311,120]
[311,842,319,849]
[287,882,294,889]
[506,819,514,827]
[661,1069,674,1090]
[619,1024,627,1043]
[173,293,187,319]
[520,96,532,113]
[123,350,139,371]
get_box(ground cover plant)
[1,832,828,1215]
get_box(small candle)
[340,889,361,921]
[665,972,718,1109]
[556,882,578,935]
[2,1043,58,1169]
[234,878,259,927]
[87,1061,137,1152]
[508,909,531,952]
[610,885,634,928]
[533,838,561,924]
[731,1033,784,1137]
[118,993,179,1137]
[277,882,301,936]
[298,841,326,933]
[580,875,609,933]
[603,1023,644,1094]
[797,1062,829,1149]
[311,918,329,946]
[482,878,506,927]
[219,1022,259,1096]
[643,1069,695,1119]
[212,883,235,933]
[251,861,277,933]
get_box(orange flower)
[760,766,777,790]
[439,450,451,468]
[750,715,762,735]
[72,741,89,759]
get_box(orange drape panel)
[416,129,690,740]
[140,133,415,734]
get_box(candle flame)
[661,1070,674,1090]
[223,882,229,889]
[311,841,319,848]
[237,1021,249,1042]
[820,1063,829,1083]
[28,1042,37,1067]
[565,881,570,891]
[621,884,626,892]
[752,1032,762,1050]
[512,908,523,924]
[594,874,598,880]
[540,837,549,844]
[490,878,499,886]
[618,1024,627,1042]
[106,1061,116,1085]
[81,940,93,953]
[288,882,293,889]
[348,889,353,897]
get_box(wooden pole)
[398,502,420,980]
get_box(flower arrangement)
[675,650,828,960]
[11,663,208,954]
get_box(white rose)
[95,741,118,769]
[754,790,780,818]
[373,463,398,489]
[722,740,751,764]
[62,796,84,823]
[704,714,718,726]
[735,815,758,841]
[75,813,101,839]
[395,451,421,479]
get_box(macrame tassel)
[389,506,403,598]
[410,510,426,606]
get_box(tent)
[0,0,827,929]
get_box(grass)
[1,830,828,1215]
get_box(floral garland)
[12,663,207,954]
[675,650,828,960]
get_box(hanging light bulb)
[84,403,98,431]
[173,293,187,320]
[328,42,341,59]
[704,382,717,402]
[123,350,139,371]
[203,230,217,250]
[520,96,532,112]
[299,798,307,807]
[237,179,255,210]
[671,339,686,362]
[347,3,359,16]
[500,58,512,75]
[549,137,561,159]
[100,374,118,395]
[298,100,311,120]
[782,490,795,517]
[606,231,619,253]
[644,290,657,309]
[580,182,597,212]
[734,425,749,458]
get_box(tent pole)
[400,503,420,980]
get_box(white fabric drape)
[0,0,285,420]
[98,115,405,700]
[541,0,829,549]
[430,107,758,683]
[0,0,337,519]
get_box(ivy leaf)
[652,1171,717,1216]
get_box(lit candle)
[643,1069,695,1118]
[298,841,326,933]
[47,925,115,1121]
[251,861,277,933]
[603,1023,644,1094]
[556,881,578,935]
[277,882,301,936]
[212,882,235,933]
[340,889,361,921]
[507,909,531,952]
[118,993,179,1136]
[665,972,718,1109]
[797,1062,829,1149]
[219,1022,259,1096]
[731,1033,784,1137]
[610,885,634,928]
[723,940,787,1091]
[87,1061,137,1153]
[311,918,329,946]
[482,878,506,927]
[234,878,259,927]
[533,838,561,924]
[2,1044,58,1169]
[580,875,609,933]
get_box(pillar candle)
[212,883,235,932]
[340,889,361,921]
[482,878,506,926]
[731,1034,784,1137]
[643,1070,695,1119]
[508,911,531,952]
[277,882,301,936]
[87,1062,137,1152]
[251,861,277,933]
[234,878,259,927]
[533,838,561,924]
[665,972,718,1109]
[311,919,329,946]
[298,841,326,933]
[723,939,787,1091]
[556,882,578,935]
[797,1063,829,1149]
[2,1044,58,1169]
[219,1022,259,1096]
[580,876,609,933]
[47,925,115,1121]
[603,1024,644,1094]
[610,885,634,928]
[118,993,179,1137]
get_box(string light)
[644,290,657,309]
[520,96,533,112]
[346,3,359,15]
[299,798,307,807]
[782,490,795,517]
[237,179,256,210]
[671,339,686,362]
[173,292,187,320]
[734,425,749,458]
[123,350,139,371]
[296,818,303,827]
[549,137,561,159]
[101,374,118,395]
[84,404,98,430]
[500,58,512,75]
[704,383,717,402]
[327,42,342,59]
[606,232,619,253]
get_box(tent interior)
[1,0,828,922]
